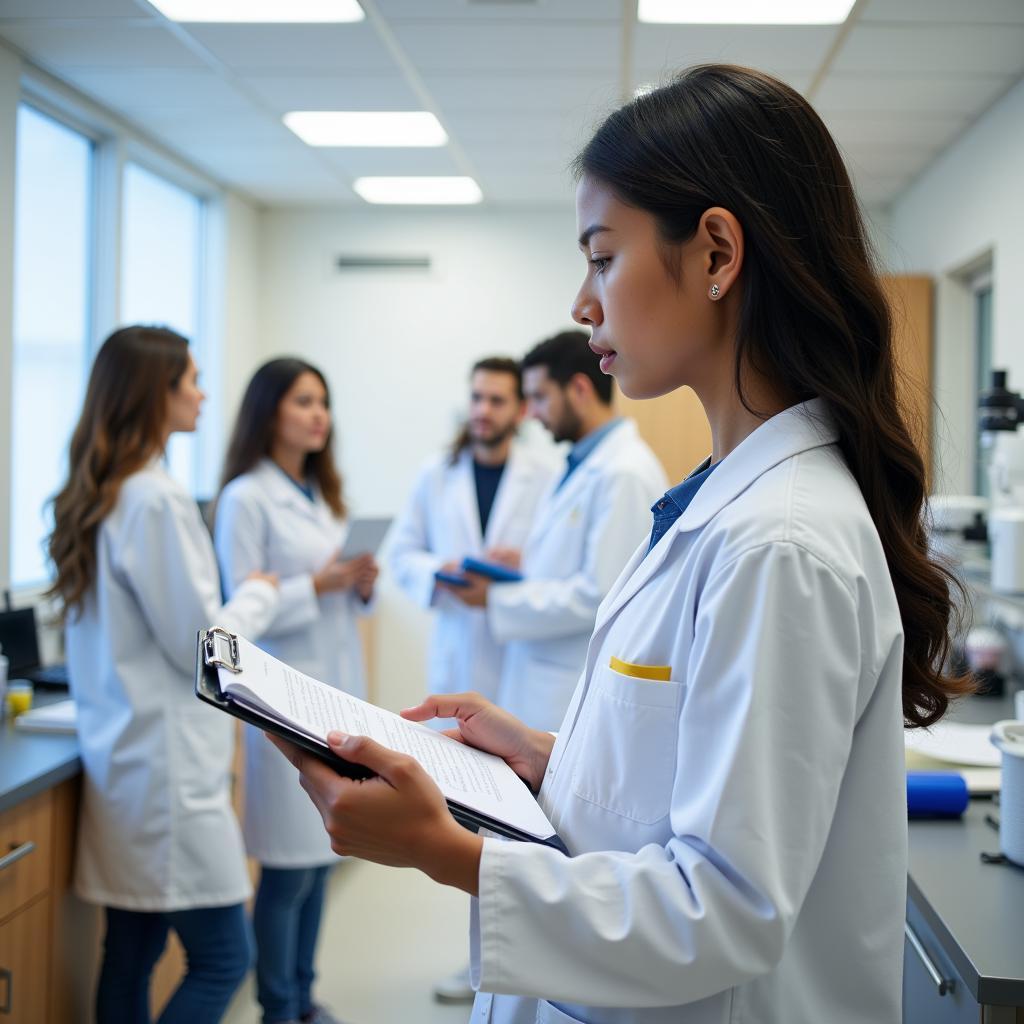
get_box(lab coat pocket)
[536,1000,592,1023]
[571,663,683,825]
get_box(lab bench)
[3,691,1024,1021]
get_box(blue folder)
[461,556,523,583]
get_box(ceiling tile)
[181,22,397,73]
[832,24,1024,75]
[140,109,293,148]
[825,111,968,149]
[0,19,203,68]
[861,0,1024,24]
[388,22,619,73]
[813,71,1014,115]
[64,67,252,116]
[0,0,143,16]
[376,0,621,20]
[315,146,464,177]
[423,71,619,113]
[633,24,833,80]
[477,171,576,204]
[238,73,420,113]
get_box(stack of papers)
[904,721,1001,794]
[14,699,77,735]
[214,636,556,843]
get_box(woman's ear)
[699,207,744,302]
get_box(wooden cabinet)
[0,787,56,1023]
[0,892,51,1022]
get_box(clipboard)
[339,517,392,561]
[195,629,568,854]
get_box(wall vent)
[333,255,431,271]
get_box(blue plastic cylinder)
[906,771,970,818]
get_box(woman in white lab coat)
[48,326,280,1024]
[269,66,973,1024]
[215,358,375,1024]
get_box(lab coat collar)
[673,398,836,534]
[594,399,838,632]
[253,458,327,524]
[539,418,642,522]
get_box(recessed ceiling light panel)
[148,0,364,23]
[353,177,484,205]
[638,0,855,24]
[284,112,448,148]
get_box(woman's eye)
[589,256,609,273]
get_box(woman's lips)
[588,338,617,372]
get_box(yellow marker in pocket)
[609,656,672,682]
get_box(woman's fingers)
[400,692,489,722]
[326,732,421,787]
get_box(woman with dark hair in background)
[48,326,279,1023]
[269,65,972,1024]
[215,358,375,1024]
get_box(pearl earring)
[709,284,721,299]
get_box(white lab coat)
[66,459,279,911]
[388,443,556,702]
[215,459,370,867]
[469,400,907,1024]
[489,419,667,730]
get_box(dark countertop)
[907,689,1024,1006]
[0,690,80,814]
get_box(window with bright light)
[10,105,93,587]
[120,162,204,493]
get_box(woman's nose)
[571,285,601,327]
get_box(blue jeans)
[96,903,252,1024]
[253,865,330,1024]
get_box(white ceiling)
[0,0,1021,208]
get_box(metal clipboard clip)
[203,628,242,674]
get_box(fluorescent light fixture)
[353,177,483,205]
[148,0,364,23]
[638,0,855,24]
[284,112,447,148]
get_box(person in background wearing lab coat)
[47,326,280,1024]
[388,355,555,1004]
[269,65,975,1024]
[439,330,667,731]
[216,358,376,1024]
[389,356,555,707]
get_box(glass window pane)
[120,163,203,492]
[10,105,92,587]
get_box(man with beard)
[390,356,557,1006]
[439,330,667,731]
[389,356,556,710]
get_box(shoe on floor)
[433,964,476,1004]
[300,1006,347,1024]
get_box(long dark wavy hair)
[576,64,972,728]
[48,325,191,618]
[219,357,346,518]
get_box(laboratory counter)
[1,691,1023,1020]
[0,692,79,814]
